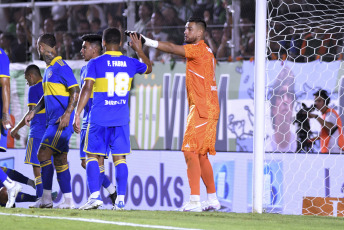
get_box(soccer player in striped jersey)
[79,34,117,207]
[11,64,46,208]
[0,47,21,208]
[73,28,152,210]
[126,17,221,212]
[25,34,80,209]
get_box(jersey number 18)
[105,72,130,97]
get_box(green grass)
[0,208,344,230]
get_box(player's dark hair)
[187,17,207,31]
[38,33,56,48]
[25,64,41,76]
[313,89,330,105]
[103,27,121,45]
[81,34,102,51]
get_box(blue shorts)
[80,129,86,160]
[0,127,7,152]
[84,123,131,156]
[40,123,73,154]
[24,137,41,166]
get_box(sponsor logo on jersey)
[104,99,127,105]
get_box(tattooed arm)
[56,85,80,130]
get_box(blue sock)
[56,164,71,193]
[86,157,100,194]
[102,174,111,189]
[0,168,8,182]
[114,159,128,196]
[35,176,43,198]
[40,160,54,190]
[3,167,30,184]
[15,192,37,202]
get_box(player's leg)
[53,152,74,209]
[79,123,107,210]
[199,153,220,211]
[198,119,220,211]
[110,125,130,210]
[41,123,74,209]
[0,167,21,208]
[0,166,35,188]
[180,109,202,212]
[99,156,117,205]
[38,145,54,208]
[24,137,44,208]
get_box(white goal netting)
[264,0,344,215]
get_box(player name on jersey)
[107,60,127,67]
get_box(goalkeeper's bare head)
[184,17,207,44]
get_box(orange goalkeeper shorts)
[182,107,218,155]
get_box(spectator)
[134,2,153,34]
[43,18,54,34]
[145,11,169,62]
[204,26,223,57]
[12,17,31,62]
[239,17,255,59]
[172,0,193,22]
[216,22,232,60]
[161,6,185,44]
[87,5,107,29]
[90,18,102,34]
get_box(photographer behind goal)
[308,89,344,153]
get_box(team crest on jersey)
[44,138,49,143]
[47,71,53,78]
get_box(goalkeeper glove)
[125,30,158,48]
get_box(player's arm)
[56,85,80,130]
[129,33,152,74]
[0,77,12,130]
[73,80,93,134]
[25,96,45,126]
[126,31,185,58]
[10,105,35,139]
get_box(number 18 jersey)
[84,51,148,127]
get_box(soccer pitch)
[0,208,344,230]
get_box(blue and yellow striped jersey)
[43,56,78,125]
[28,80,46,138]
[0,48,10,118]
[80,65,93,130]
[84,51,148,126]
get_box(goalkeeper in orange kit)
[126,17,221,212]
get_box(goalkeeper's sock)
[114,159,128,196]
[15,192,37,202]
[86,157,100,194]
[183,151,201,195]
[3,167,31,184]
[56,164,71,193]
[199,153,216,194]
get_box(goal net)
[264,0,344,215]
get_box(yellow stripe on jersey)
[68,84,79,89]
[47,56,63,67]
[84,77,95,82]
[93,78,133,92]
[28,103,36,106]
[0,75,10,78]
[37,108,46,114]
[104,51,123,56]
[43,82,69,96]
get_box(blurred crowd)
[1,0,341,64]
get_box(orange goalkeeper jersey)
[184,40,219,120]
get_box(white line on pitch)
[0,212,203,230]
